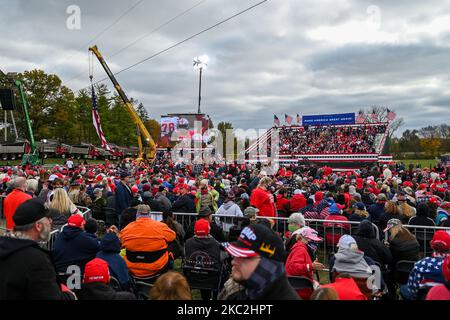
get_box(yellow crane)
[89,45,156,162]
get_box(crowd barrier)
[171,212,450,269]
[40,205,91,251]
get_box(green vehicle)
[0,70,40,166]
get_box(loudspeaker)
[0,89,16,111]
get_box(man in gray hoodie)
[215,191,243,233]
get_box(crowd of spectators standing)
[0,153,449,300]
[279,124,387,154]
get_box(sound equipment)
[0,89,16,111]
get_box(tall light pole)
[193,55,209,114]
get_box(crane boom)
[89,45,156,161]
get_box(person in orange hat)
[78,258,136,300]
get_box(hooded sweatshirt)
[53,226,101,273]
[96,233,131,290]
[216,200,244,232]
[333,247,373,278]
[0,237,74,300]
[353,220,392,267]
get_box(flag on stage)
[274,114,280,126]
[387,109,396,121]
[285,114,293,125]
[91,84,113,153]
[356,111,365,124]
[371,110,378,121]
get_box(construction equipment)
[89,45,156,162]
[0,70,40,165]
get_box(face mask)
[288,224,297,232]
[307,241,319,252]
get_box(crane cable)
[74,0,269,94]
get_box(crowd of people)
[0,153,449,300]
[278,124,387,154]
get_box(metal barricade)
[76,205,92,220]
[385,225,450,257]
[40,229,60,251]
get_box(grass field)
[0,158,110,166]
[395,159,439,168]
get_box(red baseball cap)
[429,197,440,205]
[443,255,450,282]
[194,219,210,236]
[419,183,427,190]
[83,258,110,284]
[430,230,450,252]
[131,186,139,193]
[67,214,86,228]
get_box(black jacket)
[353,220,392,267]
[184,219,225,243]
[227,274,299,300]
[78,283,136,300]
[185,236,222,270]
[0,237,75,300]
[408,216,435,227]
[388,231,420,266]
[172,194,196,213]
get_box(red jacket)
[250,187,275,217]
[285,241,314,300]
[321,278,367,300]
[323,215,350,246]
[4,189,32,230]
[276,194,290,213]
[290,194,306,212]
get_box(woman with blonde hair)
[384,218,420,267]
[68,182,81,204]
[49,187,79,218]
[149,271,192,300]
[379,200,402,232]
[348,202,369,222]
[396,193,416,223]
[249,176,276,217]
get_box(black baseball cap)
[222,223,286,262]
[13,199,51,227]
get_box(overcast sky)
[1,0,450,136]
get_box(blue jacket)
[115,182,132,216]
[96,233,131,290]
[53,226,100,273]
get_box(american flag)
[371,111,378,121]
[356,111,365,124]
[285,114,293,125]
[274,114,280,126]
[91,84,113,153]
[387,109,396,121]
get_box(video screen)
[160,113,210,144]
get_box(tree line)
[1,69,161,147]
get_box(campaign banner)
[302,113,355,126]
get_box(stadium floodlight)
[193,55,209,114]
